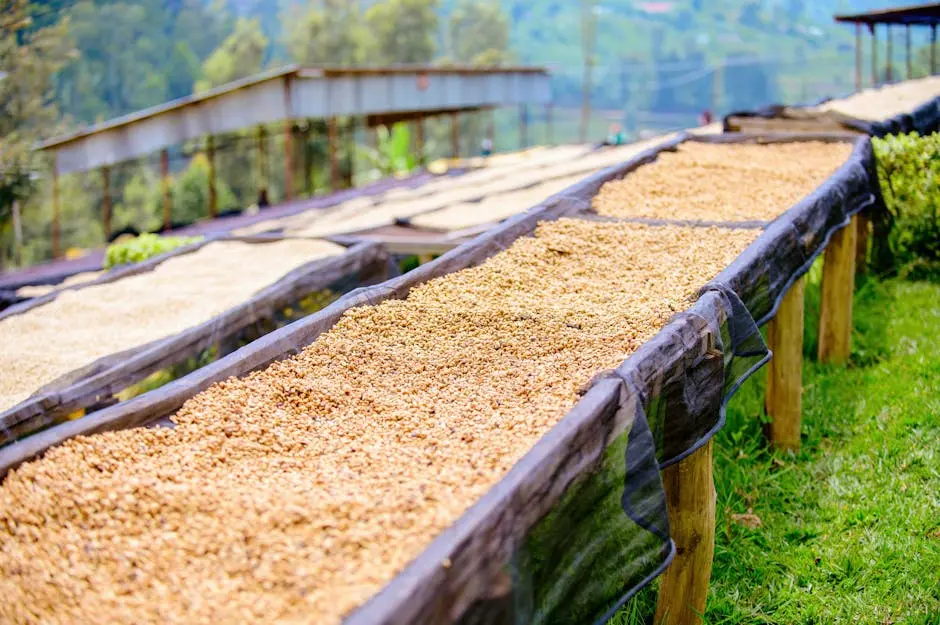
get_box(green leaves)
[104,233,202,269]
[872,133,940,281]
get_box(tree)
[0,0,73,267]
[447,0,511,65]
[195,17,268,91]
[364,0,439,64]
[284,0,367,66]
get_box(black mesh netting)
[0,132,885,625]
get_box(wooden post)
[654,441,716,625]
[546,104,554,145]
[101,166,112,241]
[256,125,268,204]
[328,117,340,191]
[871,24,878,87]
[206,135,217,218]
[906,25,912,80]
[302,124,313,196]
[933,25,937,75]
[765,276,805,451]
[12,199,23,265]
[818,217,857,365]
[856,211,870,275]
[855,22,863,92]
[283,120,294,202]
[451,111,460,159]
[51,162,60,259]
[519,104,528,150]
[886,25,893,83]
[415,117,426,166]
[417,254,433,265]
[161,148,171,232]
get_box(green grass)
[612,277,940,625]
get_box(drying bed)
[235,145,592,238]
[591,140,853,223]
[724,76,940,137]
[0,237,387,444]
[407,135,684,232]
[0,132,884,625]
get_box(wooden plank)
[818,216,857,365]
[654,440,716,625]
[765,275,805,451]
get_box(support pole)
[855,22,863,92]
[256,125,268,205]
[765,276,805,452]
[487,109,496,149]
[327,117,341,192]
[283,120,294,202]
[302,124,313,196]
[519,104,528,150]
[414,117,425,166]
[933,25,938,75]
[101,166,112,241]
[546,104,554,145]
[871,24,878,87]
[451,111,460,159]
[206,135,217,218]
[856,211,870,275]
[886,25,893,83]
[12,199,23,266]
[818,216,857,365]
[161,148,171,232]
[654,441,716,625]
[906,25,912,80]
[51,162,60,259]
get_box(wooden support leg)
[207,136,217,218]
[765,276,805,451]
[855,212,870,275]
[101,166,112,241]
[256,125,268,205]
[51,165,60,258]
[415,118,426,166]
[328,117,341,192]
[161,148,171,232]
[451,111,460,159]
[818,216,857,365]
[283,120,294,202]
[654,441,716,625]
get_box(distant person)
[698,109,714,126]
[600,123,627,147]
[481,137,493,157]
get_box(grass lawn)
[613,277,940,624]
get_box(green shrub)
[872,132,940,280]
[104,233,202,269]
